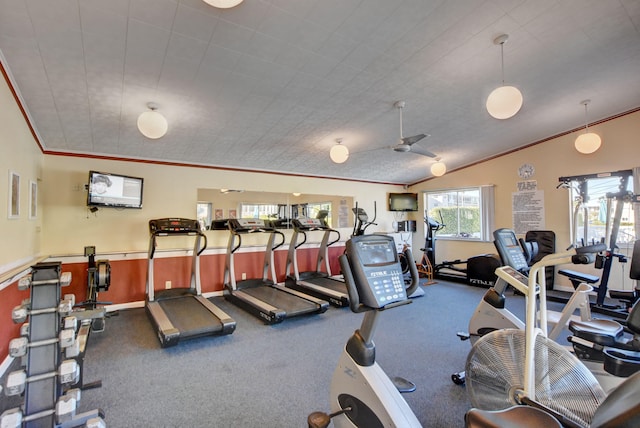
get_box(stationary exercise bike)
[308,235,422,428]
[451,229,603,385]
[463,244,640,428]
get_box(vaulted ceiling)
[1,0,639,184]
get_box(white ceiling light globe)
[137,110,168,139]
[574,132,602,154]
[486,85,523,119]
[330,144,349,164]
[202,0,243,8]
[431,161,447,177]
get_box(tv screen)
[87,171,144,209]
[388,193,418,212]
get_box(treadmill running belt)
[158,296,224,337]
[242,286,319,317]
[301,276,347,293]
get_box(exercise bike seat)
[465,406,561,428]
[569,319,625,347]
[570,299,640,349]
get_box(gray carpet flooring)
[3,280,556,427]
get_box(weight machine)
[557,169,640,319]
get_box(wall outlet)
[165,281,171,289]
[241,273,247,280]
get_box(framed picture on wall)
[8,171,20,219]
[29,180,37,219]
[228,209,237,219]
[214,208,223,220]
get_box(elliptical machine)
[308,235,422,428]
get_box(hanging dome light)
[330,138,349,164]
[431,159,447,177]
[202,0,243,8]
[574,100,601,154]
[486,34,523,120]
[137,102,168,139]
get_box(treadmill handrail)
[149,229,207,259]
[272,229,285,251]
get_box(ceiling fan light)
[137,106,168,139]
[486,85,523,119]
[330,143,349,164]
[575,132,601,154]
[431,161,447,177]
[202,0,243,8]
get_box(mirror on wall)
[197,189,354,230]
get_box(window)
[239,203,283,220]
[562,169,636,248]
[306,202,332,225]
[196,202,212,230]
[424,186,494,241]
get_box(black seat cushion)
[569,319,624,346]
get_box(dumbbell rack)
[2,262,105,428]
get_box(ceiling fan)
[391,101,437,158]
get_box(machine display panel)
[356,240,398,266]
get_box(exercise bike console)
[341,236,409,310]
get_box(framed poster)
[228,209,237,219]
[8,171,20,218]
[29,180,38,219]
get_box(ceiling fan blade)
[409,144,437,158]
[401,133,428,146]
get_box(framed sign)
[29,180,37,219]
[8,171,20,218]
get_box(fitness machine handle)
[403,246,420,298]
[339,253,367,314]
[327,229,341,247]
[295,230,308,249]
[196,231,207,256]
[575,243,606,255]
[272,230,286,251]
[570,243,606,265]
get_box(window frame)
[423,185,494,242]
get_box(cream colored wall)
[411,110,640,290]
[0,70,44,272]
[41,155,403,255]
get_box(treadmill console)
[293,217,324,230]
[149,218,200,234]
[493,228,529,272]
[228,218,273,233]
[344,235,406,308]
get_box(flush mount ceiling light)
[574,99,602,154]
[430,158,447,177]
[330,138,349,164]
[486,34,523,120]
[202,0,243,8]
[137,102,168,139]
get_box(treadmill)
[146,218,236,347]
[284,217,349,307]
[223,218,329,324]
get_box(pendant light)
[330,138,349,164]
[137,102,168,139]
[430,158,447,177]
[574,100,602,154]
[202,0,243,8]
[486,34,523,120]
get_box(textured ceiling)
[1,0,639,185]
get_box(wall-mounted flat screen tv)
[388,192,418,212]
[87,171,144,209]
